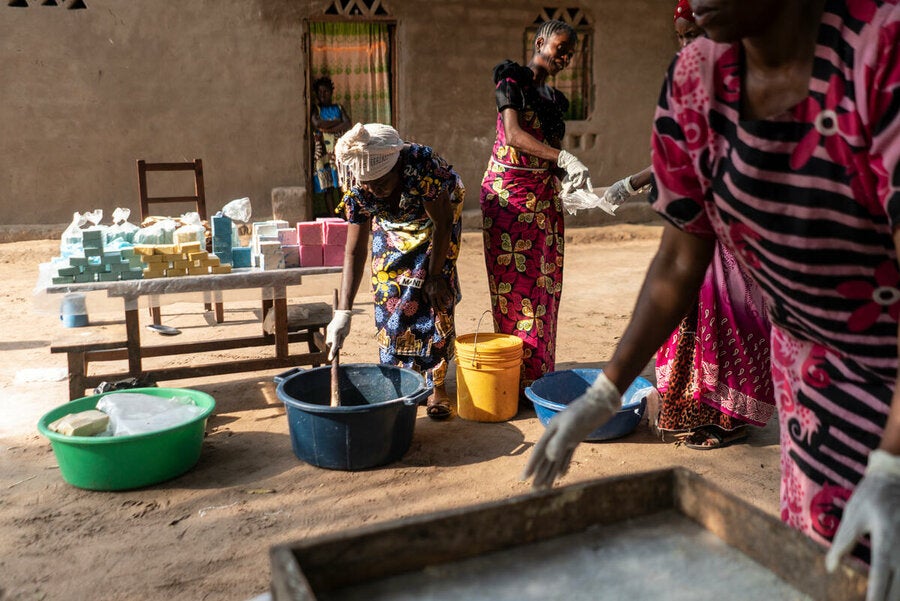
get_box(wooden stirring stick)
[330,289,341,407]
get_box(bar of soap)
[48,409,109,437]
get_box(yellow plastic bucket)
[455,332,523,422]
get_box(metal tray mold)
[270,468,866,601]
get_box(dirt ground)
[0,225,782,601]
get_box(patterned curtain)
[309,22,392,125]
[524,28,590,121]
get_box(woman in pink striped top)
[526,1,900,595]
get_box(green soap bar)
[56,266,79,276]
[49,410,109,437]
[51,276,75,285]
[69,256,89,267]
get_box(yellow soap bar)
[48,410,109,437]
[179,242,203,253]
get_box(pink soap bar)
[323,244,345,267]
[323,221,348,246]
[277,228,298,246]
[296,222,323,245]
[299,245,323,267]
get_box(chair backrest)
[136,159,207,221]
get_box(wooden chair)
[137,159,207,222]
[136,158,222,324]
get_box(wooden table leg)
[124,307,143,376]
[66,351,86,401]
[261,298,274,336]
[274,296,288,358]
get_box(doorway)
[306,20,396,217]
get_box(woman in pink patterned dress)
[526,1,900,595]
[481,20,593,398]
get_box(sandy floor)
[0,225,782,601]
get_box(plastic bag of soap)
[133,218,176,245]
[221,197,252,247]
[173,212,206,246]
[60,210,104,258]
[105,207,140,245]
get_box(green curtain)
[310,22,392,125]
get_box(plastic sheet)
[96,391,204,436]
[561,188,618,216]
[33,264,342,314]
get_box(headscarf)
[334,122,404,189]
[674,0,695,22]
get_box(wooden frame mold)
[269,468,867,600]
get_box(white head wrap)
[334,123,404,189]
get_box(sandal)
[684,425,749,451]
[426,395,452,420]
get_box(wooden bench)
[285,302,332,362]
[50,323,131,401]
[50,302,333,400]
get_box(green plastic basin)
[37,387,215,491]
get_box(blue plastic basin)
[275,364,431,471]
[526,369,654,441]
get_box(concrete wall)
[1,0,676,234]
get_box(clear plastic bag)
[105,207,140,246]
[173,212,206,246]
[133,218,177,245]
[221,197,252,224]
[96,392,204,436]
[561,188,618,216]
[60,210,104,258]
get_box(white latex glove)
[325,309,352,362]
[826,449,900,601]
[557,150,591,192]
[603,176,640,207]
[560,174,595,198]
[522,372,621,490]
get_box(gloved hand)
[557,150,591,192]
[603,176,640,207]
[522,372,621,490]
[825,449,900,601]
[325,309,352,362]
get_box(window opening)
[324,0,388,17]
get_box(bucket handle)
[469,309,494,367]
[274,367,305,384]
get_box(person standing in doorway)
[311,76,351,217]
